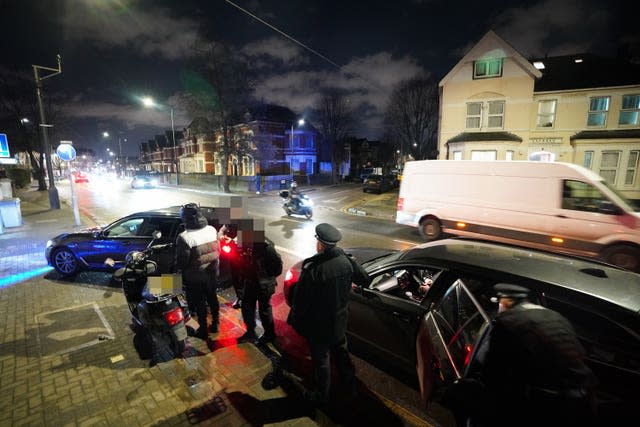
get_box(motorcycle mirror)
[104,258,115,267]
[152,230,162,239]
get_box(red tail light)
[397,197,404,211]
[283,268,300,305]
[463,343,473,367]
[164,307,184,326]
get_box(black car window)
[369,267,438,303]
[139,217,177,240]
[106,218,144,237]
[432,279,491,373]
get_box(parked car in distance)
[360,167,382,182]
[283,238,640,426]
[363,174,392,193]
[386,173,400,188]
[73,171,89,183]
[131,174,158,189]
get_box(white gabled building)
[438,30,640,202]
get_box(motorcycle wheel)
[305,209,313,219]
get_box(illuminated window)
[471,150,496,161]
[453,151,463,160]
[625,151,639,186]
[487,101,505,128]
[599,151,620,184]
[583,151,593,169]
[466,102,482,129]
[473,58,503,79]
[588,97,609,126]
[536,100,557,128]
[619,95,640,125]
[505,150,514,161]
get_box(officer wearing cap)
[287,223,369,407]
[475,283,597,426]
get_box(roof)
[533,54,640,92]
[447,131,523,143]
[403,239,640,314]
[244,104,296,123]
[571,129,640,140]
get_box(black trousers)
[240,280,275,337]
[185,271,219,328]
[308,335,355,403]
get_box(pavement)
[0,184,426,427]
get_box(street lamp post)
[33,55,62,209]
[142,97,179,185]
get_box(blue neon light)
[0,133,9,157]
[0,266,54,289]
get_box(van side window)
[562,180,611,213]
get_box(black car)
[363,174,392,193]
[284,238,640,426]
[45,206,236,278]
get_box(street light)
[103,131,126,177]
[142,97,178,185]
[33,54,62,209]
[290,118,305,147]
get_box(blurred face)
[498,296,515,313]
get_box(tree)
[384,76,439,165]
[0,67,47,190]
[181,41,253,193]
[314,90,354,184]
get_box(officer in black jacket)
[478,283,597,427]
[287,223,369,406]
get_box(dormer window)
[473,58,503,79]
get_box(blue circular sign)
[56,143,76,161]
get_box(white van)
[396,160,640,272]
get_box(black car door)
[417,277,493,405]
[78,216,151,269]
[348,267,428,374]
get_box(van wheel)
[601,245,640,272]
[419,217,442,241]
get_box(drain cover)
[35,302,115,356]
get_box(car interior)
[369,267,441,303]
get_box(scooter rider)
[288,181,301,211]
[175,203,221,340]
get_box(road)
[56,177,442,427]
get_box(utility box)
[0,178,12,200]
[0,198,22,227]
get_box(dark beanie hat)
[181,203,205,230]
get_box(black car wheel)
[419,217,442,241]
[601,244,640,272]
[52,247,80,276]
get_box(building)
[438,30,640,202]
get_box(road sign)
[56,143,76,161]
[0,133,9,157]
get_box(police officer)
[479,283,597,427]
[287,223,369,406]
[175,203,221,340]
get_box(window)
[505,150,514,161]
[583,151,593,169]
[453,151,463,160]
[473,58,503,79]
[487,101,505,128]
[536,100,557,128]
[619,95,640,125]
[466,102,482,129]
[588,97,609,126]
[599,151,620,184]
[471,150,496,161]
[562,180,611,213]
[625,151,639,186]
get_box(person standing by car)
[448,283,598,427]
[236,228,283,344]
[287,223,369,406]
[175,203,221,340]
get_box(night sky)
[1,0,634,158]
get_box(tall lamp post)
[33,55,62,209]
[142,97,178,185]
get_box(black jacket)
[288,246,368,345]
